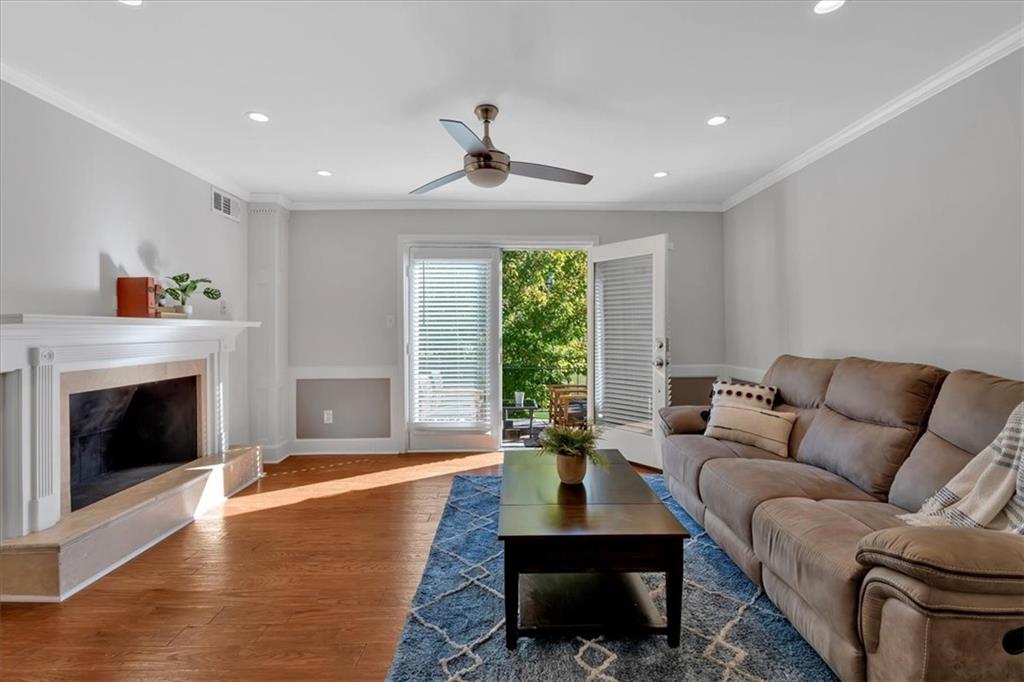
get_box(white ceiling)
[1,1,1021,208]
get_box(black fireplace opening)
[69,375,199,511]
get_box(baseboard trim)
[254,439,290,464]
[262,450,291,464]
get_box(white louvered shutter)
[409,250,496,431]
[594,253,655,434]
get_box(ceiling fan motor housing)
[464,150,510,188]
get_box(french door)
[588,234,668,468]
[406,247,502,452]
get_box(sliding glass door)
[406,247,501,451]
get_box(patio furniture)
[548,385,587,427]
[503,399,540,440]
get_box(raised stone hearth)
[0,314,260,601]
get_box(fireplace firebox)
[69,375,199,510]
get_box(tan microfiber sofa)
[659,355,1024,681]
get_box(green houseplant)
[162,273,221,317]
[538,424,604,485]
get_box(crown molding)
[249,193,293,210]
[0,63,250,201]
[287,199,723,212]
[5,23,1020,217]
[722,25,1024,211]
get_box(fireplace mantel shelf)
[1,313,260,330]
[1,314,260,372]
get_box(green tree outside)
[501,250,588,407]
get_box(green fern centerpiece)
[538,424,604,484]
[538,424,604,464]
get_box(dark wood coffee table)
[498,449,688,649]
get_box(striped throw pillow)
[704,405,797,458]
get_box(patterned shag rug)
[386,474,836,681]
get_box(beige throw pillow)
[704,405,797,458]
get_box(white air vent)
[211,187,241,222]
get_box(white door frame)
[587,233,668,468]
[397,234,598,453]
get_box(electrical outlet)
[385,315,395,329]
[220,300,231,318]
[323,409,333,424]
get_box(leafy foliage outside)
[501,250,587,406]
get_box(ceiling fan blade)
[410,169,466,195]
[440,119,489,156]
[509,161,593,185]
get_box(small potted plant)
[538,424,604,485]
[162,273,221,317]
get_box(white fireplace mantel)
[0,314,260,540]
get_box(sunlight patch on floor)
[215,452,505,516]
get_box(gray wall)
[288,209,725,368]
[0,81,252,442]
[296,378,390,439]
[723,51,1023,379]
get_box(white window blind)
[594,254,654,434]
[409,253,494,429]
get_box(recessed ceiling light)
[813,0,846,14]
[652,171,669,178]
[118,0,143,5]
[706,115,730,127]
[316,170,333,177]
[246,111,270,123]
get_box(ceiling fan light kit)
[411,104,594,194]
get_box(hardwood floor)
[0,453,656,681]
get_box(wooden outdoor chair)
[548,384,588,428]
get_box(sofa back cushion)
[889,369,1023,511]
[762,354,838,409]
[761,354,838,453]
[796,357,947,500]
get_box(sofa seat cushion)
[753,498,906,643]
[699,459,874,546]
[661,434,786,505]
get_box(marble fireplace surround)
[0,314,260,601]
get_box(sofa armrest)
[856,526,1024,595]
[858,565,1024,679]
[657,405,710,436]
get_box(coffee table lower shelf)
[514,572,669,641]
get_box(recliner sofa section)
[659,355,1024,681]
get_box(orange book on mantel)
[116,277,158,318]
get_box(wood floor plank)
[0,452,656,679]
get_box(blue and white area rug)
[386,474,836,681]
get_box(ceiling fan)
[410,104,593,194]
